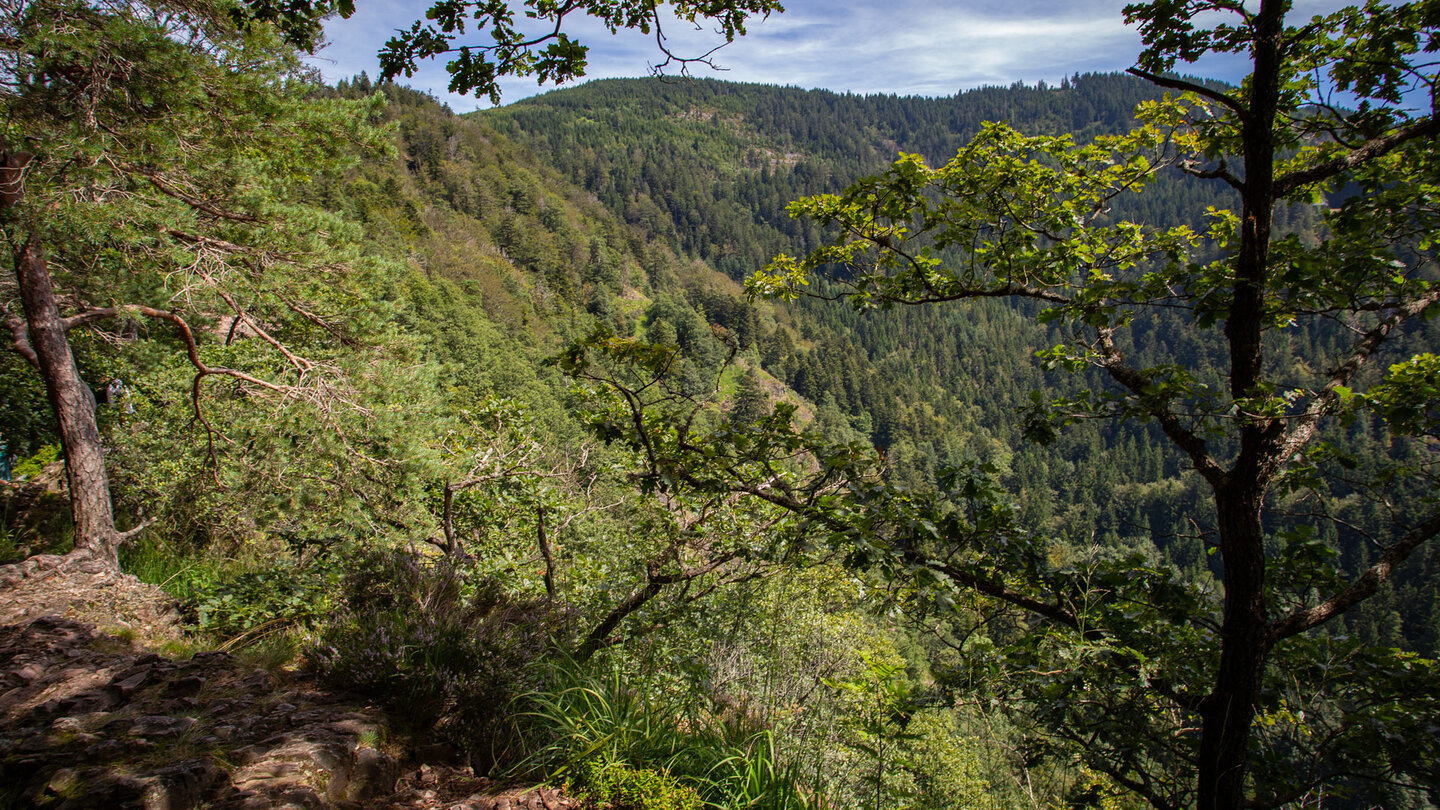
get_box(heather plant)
[309,548,567,763]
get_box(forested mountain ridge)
[482,74,1174,276]
[478,74,1439,660]
[4,0,1439,803]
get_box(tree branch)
[128,167,261,223]
[1270,511,1440,640]
[1128,67,1246,118]
[1275,117,1440,195]
[574,548,740,662]
[842,279,1073,308]
[931,560,1085,633]
[1179,156,1245,191]
[117,517,156,542]
[714,472,1087,633]
[1094,328,1227,487]
[64,305,286,395]
[5,312,37,367]
[1265,290,1440,483]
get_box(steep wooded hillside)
[479,76,1439,656]
[5,33,1436,803]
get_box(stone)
[51,715,84,733]
[112,669,152,696]
[166,675,207,697]
[345,746,398,801]
[1,605,586,810]
[129,715,199,738]
[44,766,80,796]
[141,758,227,810]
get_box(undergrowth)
[517,658,815,809]
[121,537,340,652]
[307,547,567,767]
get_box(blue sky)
[311,0,1346,112]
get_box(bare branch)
[117,517,156,542]
[5,311,37,367]
[65,305,286,395]
[1179,156,1245,191]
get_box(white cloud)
[703,0,1140,94]
[308,0,1357,109]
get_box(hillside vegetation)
[3,1,1439,807]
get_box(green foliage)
[120,537,232,605]
[186,564,338,641]
[309,548,567,761]
[823,653,918,810]
[482,72,1234,568]
[1365,353,1440,439]
[372,0,782,102]
[900,711,998,810]
[9,445,59,482]
[121,537,341,648]
[519,656,817,809]
[739,2,1440,806]
[519,657,692,777]
[8,0,1438,804]
[0,0,426,561]
[575,759,703,810]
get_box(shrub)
[123,537,339,645]
[576,759,703,810]
[308,548,568,764]
[189,567,338,640]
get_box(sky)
[310,0,1343,112]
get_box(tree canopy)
[1,0,395,563]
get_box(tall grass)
[121,536,340,655]
[308,548,563,766]
[516,657,816,809]
[120,536,233,603]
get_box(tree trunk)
[1194,4,1287,806]
[1197,485,1272,810]
[3,152,120,569]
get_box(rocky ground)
[0,554,578,809]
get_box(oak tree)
[742,1,1440,807]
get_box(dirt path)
[0,556,576,809]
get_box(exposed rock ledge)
[0,558,576,809]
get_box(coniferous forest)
[2,1,1438,809]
